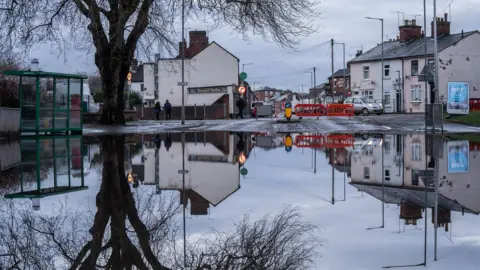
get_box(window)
[411,85,422,102]
[384,140,391,154]
[384,94,391,104]
[385,170,391,181]
[412,143,421,161]
[361,90,373,100]
[141,83,145,92]
[364,167,370,179]
[353,98,362,104]
[344,98,353,104]
[428,59,435,69]
[363,66,370,79]
[411,60,419,76]
[384,64,390,78]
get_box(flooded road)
[1,132,480,269]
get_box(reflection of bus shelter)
[4,136,87,209]
[2,71,87,135]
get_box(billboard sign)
[447,82,469,114]
[447,140,469,173]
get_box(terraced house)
[349,14,480,113]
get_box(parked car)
[343,96,383,115]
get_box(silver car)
[343,96,383,115]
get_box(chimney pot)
[444,13,448,21]
[412,19,416,25]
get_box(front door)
[396,91,402,112]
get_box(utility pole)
[331,39,335,96]
[433,1,440,104]
[313,67,317,119]
[335,42,346,98]
[181,0,185,124]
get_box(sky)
[29,0,480,92]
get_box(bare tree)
[0,0,319,125]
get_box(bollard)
[285,101,292,121]
[203,104,206,120]
[194,104,197,119]
[224,103,227,119]
[284,133,293,152]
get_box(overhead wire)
[251,40,331,69]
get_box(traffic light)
[285,134,293,152]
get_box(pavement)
[82,114,480,135]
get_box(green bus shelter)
[2,70,88,135]
[4,136,88,209]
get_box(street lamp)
[242,63,253,115]
[365,16,384,109]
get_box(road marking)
[382,125,392,130]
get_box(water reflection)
[1,132,480,269]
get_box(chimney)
[400,202,423,225]
[431,13,451,37]
[399,19,422,42]
[188,30,209,57]
[355,50,363,57]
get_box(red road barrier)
[326,104,354,117]
[470,141,480,151]
[470,99,480,112]
[325,134,354,148]
[295,135,325,148]
[294,104,327,117]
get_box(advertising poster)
[447,82,470,114]
[447,140,469,173]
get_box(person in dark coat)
[154,101,161,120]
[236,98,245,119]
[164,100,172,120]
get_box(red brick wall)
[399,25,422,42]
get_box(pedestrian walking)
[164,100,172,120]
[154,101,161,120]
[236,98,245,119]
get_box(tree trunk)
[99,71,126,125]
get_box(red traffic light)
[238,85,246,94]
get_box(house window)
[411,60,419,76]
[384,64,390,78]
[384,140,391,154]
[384,94,391,104]
[412,143,421,161]
[361,90,373,100]
[411,85,422,102]
[141,83,144,92]
[364,167,370,179]
[363,66,370,79]
[385,170,391,181]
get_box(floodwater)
[1,132,480,269]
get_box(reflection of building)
[350,134,479,231]
[437,139,480,214]
[148,132,253,215]
[350,136,383,184]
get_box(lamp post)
[242,63,253,115]
[365,17,384,108]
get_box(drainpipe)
[401,59,405,112]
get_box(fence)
[0,107,20,134]
[135,103,229,120]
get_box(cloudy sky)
[30,0,480,91]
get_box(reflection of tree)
[181,207,319,269]
[1,136,320,269]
